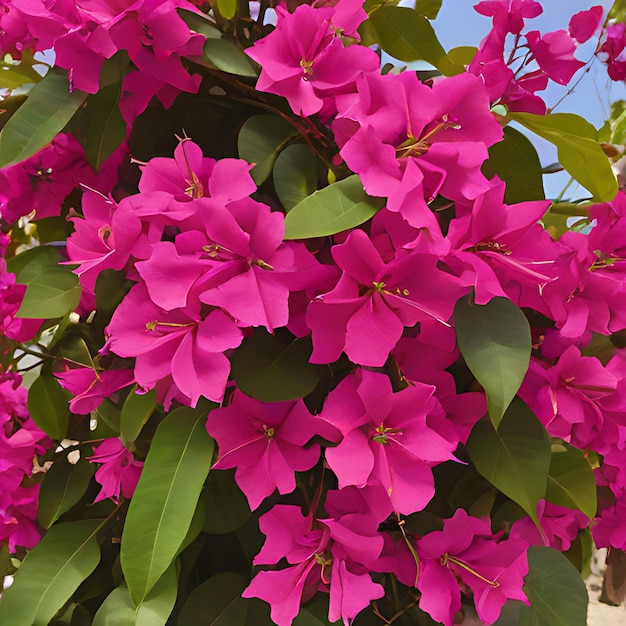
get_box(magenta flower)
[89,438,143,503]
[417,509,529,626]
[307,229,467,366]
[207,391,339,510]
[599,22,626,81]
[319,370,458,514]
[245,0,379,116]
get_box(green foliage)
[414,0,442,19]
[0,520,102,626]
[120,387,157,447]
[232,329,320,401]
[283,175,384,239]
[510,112,618,201]
[202,470,250,534]
[455,296,532,428]
[466,399,551,526]
[0,50,44,90]
[274,143,319,211]
[27,373,70,440]
[121,405,215,605]
[0,70,87,167]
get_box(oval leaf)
[238,114,297,185]
[177,572,247,626]
[27,373,70,440]
[414,0,441,19]
[189,38,257,77]
[231,330,319,402]
[283,174,384,240]
[484,126,545,203]
[120,387,157,447]
[0,520,102,626]
[366,6,462,75]
[38,446,96,528]
[0,69,87,167]
[519,546,588,626]
[274,143,318,211]
[510,112,618,202]
[545,444,596,520]
[17,266,81,319]
[466,399,551,526]
[93,563,178,626]
[121,405,215,605]
[455,296,531,428]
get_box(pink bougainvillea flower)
[333,71,502,226]
[417,508,529,626]
[525,29,585,85]
[307,228,467,366]
[0,260,42,342]
[474,0,543,35]
[599,22,626,81]
[55,366,134,415]
[207,391,339,510]
[89,438,144,503]
[568,6,603,44]
[319,370,458,514]
[245,0,379,117]
[105,283,243,406]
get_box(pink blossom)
[526,30,584,86]
[89,438,143,503]
[207,391,339,510]
[474,0,542,35]
[417,508,529,626]
[599,22,626,81]
[568,6,603,44]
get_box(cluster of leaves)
[0,0,625,625]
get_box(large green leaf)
[232,330,319,402]
[27,373,70,440]
[121,405,215,605]
[7,244,60,279]
[0,520,102,626]
[78,80,127,171]
[455,296,531,428]
[188,37,257,77]
[545,444,596,520]
[510,112,618,202]
[283,175,384,240]
[0,69,87,167]
[466,399,551,526]
[366,6,462,75]
[93,563,178,626]
[414,0,441,19]
[238,114,297,184]
[177,572,248,626]
[0,51,44,90]
[17,265,81,319]
[483,126,545,203]
[120,387,157,447]
[38,446,96,528]
[179,9,222,41]
[519,546,587,626]
[274,143,318,211]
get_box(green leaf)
[447,46,477,67]
[177,572,248,626]
[274,143,318,211]
[188,37,257,77]
[232,330,319,402]
[0,69,88,167]
[7,244,61,279]
[93,563,178,626]
[17,265,81,318]
[366,6,463,75]
[202,469,250,534]
[238,114,297,184]
[414,0,441,19]
[27,373,70,440]
[0,520,102,626]
[120,387,157,447]
[179,9,222,40]
[0,51,44,90]
[483,127,545,203]
[510,112,618,202]
[545,444,596,520]
[455,296,531,428]
[466,399,551,526]
[121,405,215,605]
[216,0,237,19]
[78,81,126,171]
[283,175,384,240]
[38,446,97,528]
[520,546,587,626]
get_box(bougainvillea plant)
[0,0,625,624]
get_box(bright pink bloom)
[568,6,603,44]
[207,391,339,510]
[526,29,585,85]
[245,0,379,117]
[417,509,529,626]
[319,370,458,514]
[0,260,42,342]
[89,438,143,503]
[474,0,542,35]
[599,22,626,81]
